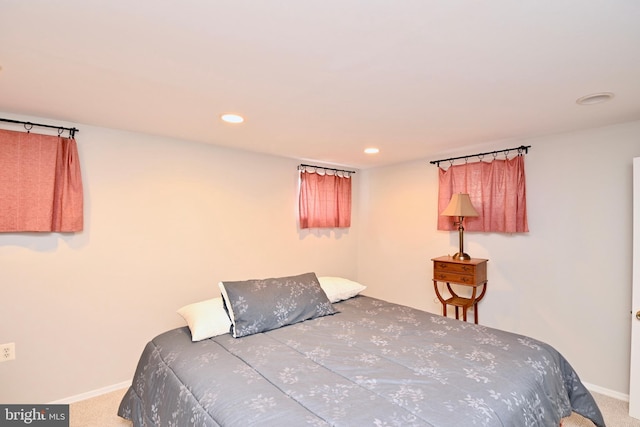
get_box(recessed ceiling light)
[364,147,379,154]
[576,92,614,106]
[220,113,244,124]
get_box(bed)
[117,273,605,426]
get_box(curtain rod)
[298,164,356,174]
[429,145,531,167]
[0,117,79,138]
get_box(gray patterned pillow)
[218,272,336,338]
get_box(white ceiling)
[1,1,639,169]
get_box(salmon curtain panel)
[299,169,352,229]
[437,155,528,233]
[0,129,83,232]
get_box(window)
[0,129,83,232]
[437,155,528,233]
[298,168,352,229]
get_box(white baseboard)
[49,380,131,404]
[584,382,630,402]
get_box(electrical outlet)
[1,343,15,362]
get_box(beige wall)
[2,112,639,403]
[357,120,640,397]
[0,115,359,403]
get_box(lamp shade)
[441,193,479,217]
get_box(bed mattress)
[118,295,604,426]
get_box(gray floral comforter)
[118,296,605,426]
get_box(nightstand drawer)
[434,261,476,275]
[431,256,488,285]
[434,271,475,284]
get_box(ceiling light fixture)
[364,147,379,154]
[576,92,614,106]
[220,113,244,124]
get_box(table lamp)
[441,193,479,260]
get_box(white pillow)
[177,297,231,342]
[317,276,367,303]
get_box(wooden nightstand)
[432,256,488,324]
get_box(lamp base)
[452,252,472,261]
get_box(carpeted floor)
[69,388,131,427]
[69,387,640,426]
[562,392,640,427]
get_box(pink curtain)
[0,129,83,232]
[299,170,351,229]
[437,155,528,232]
